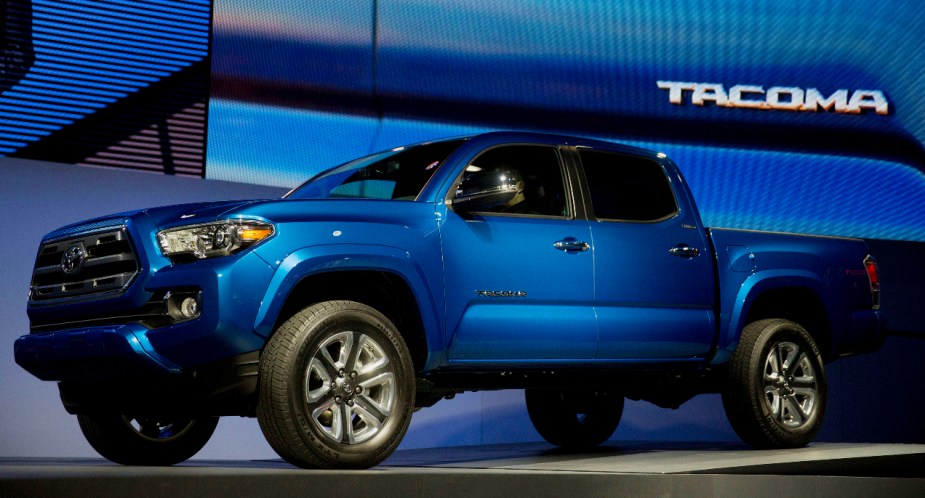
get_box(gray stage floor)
[2,442,924,497]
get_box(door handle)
[554,238,590,252]
[669,244,700,258]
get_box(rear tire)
[525,388,623,448]
[257,301,415,469]
[722,319,827,448]
[77,413,217,465]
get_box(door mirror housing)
[449,169,523,214]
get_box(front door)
[440,144,597,363]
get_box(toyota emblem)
[61,243,87,274]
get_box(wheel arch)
[277,270,429,371]
[719,271,834,363]
[253,246,442,373]
[743,288,832,359]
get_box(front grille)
[30,227,140,302]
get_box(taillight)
[864,255,880,309]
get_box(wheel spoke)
[360,370,395,400]
[781,396,805,427]
[350,400,385,443]
[780,343,800,371]
[305,357,334,403]
[317,342,337,369]
[356,359,394,384]
[337,332,355,368]
[792,387,816,416]
[317,348,341,378]
[318,331,354,373]
[355,393,390,423]
[764,351,781,382]
[306,382,337,407]
[792,375,816,386]
[359,381,394,416]
[794,354,816,383]
[354,333,389,376]
[791,386,816,397]
[345,332,364,372]
[339,402,356,444]
[311,398,342,440]
[358,366,395,384]
[764,386,781,417]
[310,397,336,420]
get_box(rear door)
[574,147,717,360]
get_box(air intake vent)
[30,227,139,302]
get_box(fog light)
[165,291,202,322]
[180,297,200,319]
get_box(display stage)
[3,442,924,497]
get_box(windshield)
[287,140,467,200]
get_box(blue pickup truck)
[15,132,883,468]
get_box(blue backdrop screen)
[208,0,925,242]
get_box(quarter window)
[578,150,678,221]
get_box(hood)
[42,200,263,241]
[142,200,264,229]
[227,198,437,228]
[44,197,436,242]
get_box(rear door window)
[578,150,677,222]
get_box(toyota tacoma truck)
[15,132,883,468]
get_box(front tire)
[525,388,623,448]
[76,414,217,465]
[257,301,415,469]
[722,319,827,448]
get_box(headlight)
[157,220,275,259]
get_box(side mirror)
[449,170,523,214]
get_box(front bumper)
[14,323,180,381]
[15,324,262,416]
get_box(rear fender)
[713,270,827,364]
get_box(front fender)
[252,244,445,366]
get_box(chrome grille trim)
[30,226,140,302]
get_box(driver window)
[454,145,568,217]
